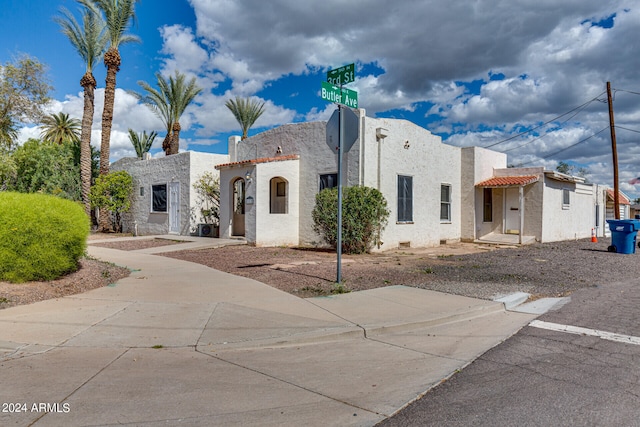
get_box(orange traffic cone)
[591,228,598,243]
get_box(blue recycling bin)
[607,219,640,254]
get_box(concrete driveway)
[1,241,537,426]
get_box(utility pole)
[607,81,620,219]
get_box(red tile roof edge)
[475,175,539,187]
[216,154,300,169]
[606,189,631,205]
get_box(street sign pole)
[336,104,343,284]
[323,63,357,285]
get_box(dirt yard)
[161,239,634,299]
[2,235,638,309]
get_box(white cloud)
[159,25,209,75]
[14,0,640,197]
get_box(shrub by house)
[312,186,390,254]
[89,170,133,233]
[0,192,89,283]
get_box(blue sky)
[3,0,640,198]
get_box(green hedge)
[312,186,390,254]
[0,192,89,283]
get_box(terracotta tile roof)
[216,154,300,170]
[476,175,539,187]
[606,189,631,205]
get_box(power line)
[613,88,640,96]
[501,103,592,153]
[483,91,606,149]
[519,126,610,166]
[615,125,640,134]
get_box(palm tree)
[127,129,157,159]
[0,115,18,152]
[225,96,266,140]
[133,76,171,154]
[55,3,107,216]
[80,0,139,175]
[135,70,202,155]
[40,112,82,145]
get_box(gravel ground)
[161,238,639,300]
[0,258,131,309]
[3,236,638,309]
[0,233,132,309]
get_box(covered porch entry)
[475,175,538,245]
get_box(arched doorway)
[231,178,245,236]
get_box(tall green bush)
[312,186,390,254]
[0,192,89,283]
[89,170,133,233]
[10,138,81,200]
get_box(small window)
[270,177,288,214]
[319,173,338,191]
[440,184,451,222]
[563,189,570,209]
[398,175,413,222]
[151,184,167,212]
[483,188,492,222]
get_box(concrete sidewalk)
[0,240,537,426]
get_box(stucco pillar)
[519,185,524,244]
[228,136,241,162]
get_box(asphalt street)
[377,279,640,426]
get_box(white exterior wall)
[112,152,228,236]
[593,185,608,237]
[218,158,300,246]
[461,147,507,241]
[540,179,595,242]
[253,160,300,246]
[360,116,461,250]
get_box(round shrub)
[0,192,89,283]
[312,185,390,254]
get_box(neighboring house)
[602,188,632,237]
[112,151,229,236]
[605,188,631,220]
[473,168,600,243]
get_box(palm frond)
[128,128,157,158]
[40,113,82,145]
[80,0,140,49]
[225,96,266,139]
[133,71,202,137]
[55,5,108,74]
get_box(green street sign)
[321,81,358,108]
[327,63,355,86]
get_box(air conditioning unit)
[198,223,216,237]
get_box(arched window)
[270,177,288,214]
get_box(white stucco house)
[216,111,465,250]
[112,151,229,236]
[115,110,612,250]
[472,167,600,244]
